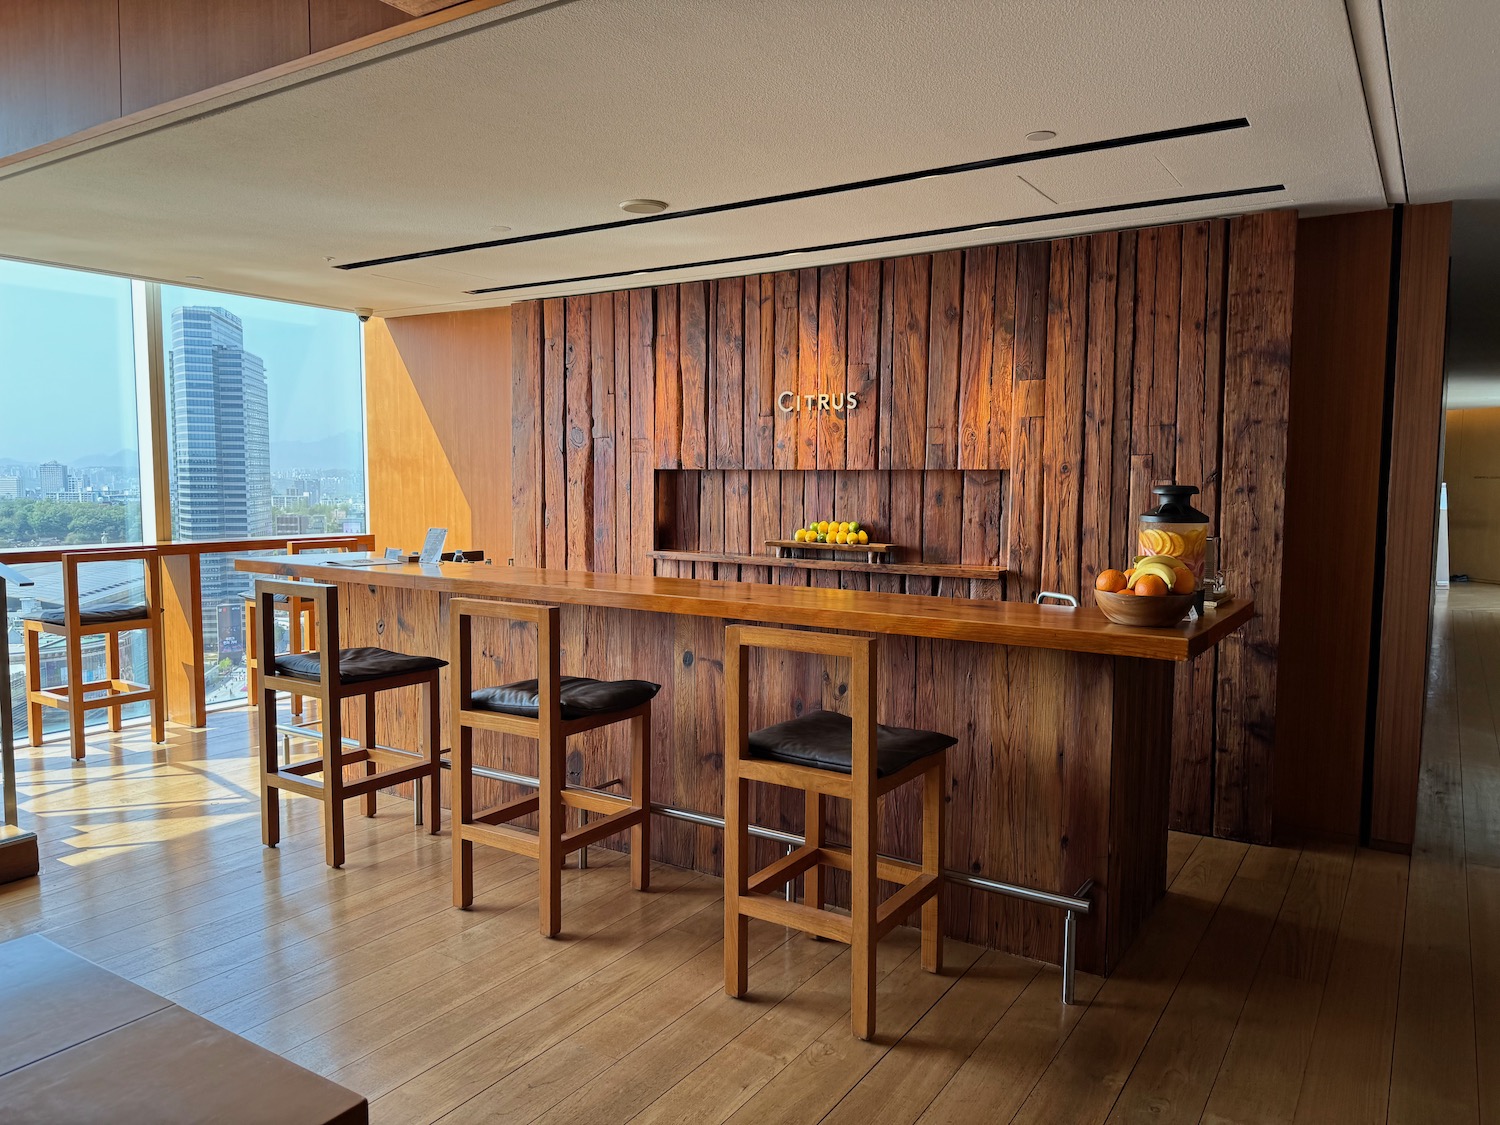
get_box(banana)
[1134,554,1186,570]
[1126,560,1178,589]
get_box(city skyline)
[0,259,365,465]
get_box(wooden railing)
[0,536,371,728]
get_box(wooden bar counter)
[238,554,1253,974]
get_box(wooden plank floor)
[3,582,1497,1123]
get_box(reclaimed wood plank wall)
[507,212,1295,844]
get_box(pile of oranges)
[794,520,870,546]
[1095,555,1195,597]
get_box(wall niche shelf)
[648,549,1005,583]
[766,538,895,564]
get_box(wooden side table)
[0,936,368,1124]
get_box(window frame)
[1,265,370,548]
[136,279,368,543]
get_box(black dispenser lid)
[1141,483,1210,524]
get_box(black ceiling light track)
[461,183,1285,296]
[337,116,1252,271]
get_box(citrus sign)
[776,391,859,413]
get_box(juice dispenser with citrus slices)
[1138,483,1210,582]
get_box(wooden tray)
[766,538,894,564]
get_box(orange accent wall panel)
[364,308,512,561]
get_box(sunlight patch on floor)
[52,807,258,866]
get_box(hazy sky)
[0,259,364,466]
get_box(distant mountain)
[271,431,363,473]
[2,437,362,475]
[69,449,137,469]
[1,449,136,470]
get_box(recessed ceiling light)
[185,275,204,281]
[619,199,669,215]
[1026,129,1057,142]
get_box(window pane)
[0,261,143,546]
[1,260,147,741]
[158,287,365,693]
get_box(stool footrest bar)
[738,893,853,942]
[344,761,432,795]
[875,874,941,938]
[560,788,630,815]
[265,773,323,799]
[561,807,644,853]
[460,821,541,857]
[746,842,822,896]
[474,795,540,824]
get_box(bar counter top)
[236,555,1253,662]
[0,535,364,566]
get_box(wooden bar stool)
[244,535,374,712]
[256,577,444,868]
[450,598,657,937]
[724,625,953,1040]
[22,549,166,761]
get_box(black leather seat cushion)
[748,709,956,777]
[28,603,150,627]
[471,676,660,721]
[274,647,446,684]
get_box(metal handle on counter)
[1035,591,1079,608]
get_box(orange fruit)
[1094,569,1128,593]
[1134,574,1168,597]
[1171,567,1195,594]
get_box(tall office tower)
[166,307,271,626]
[38,461,67,497]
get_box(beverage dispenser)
[1138,483,1210,582]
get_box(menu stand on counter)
[0,561,39,884]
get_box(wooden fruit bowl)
[1095,589,1196,628]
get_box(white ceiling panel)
[1383,0,1500,202]
[0,0,1387,315]
[1020,151,1182,205]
